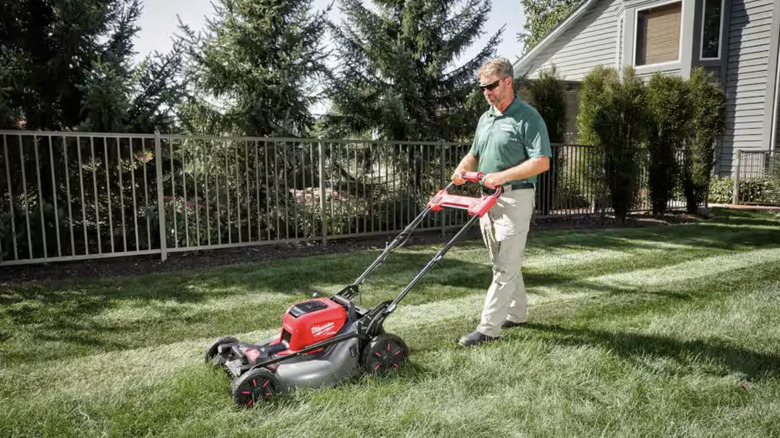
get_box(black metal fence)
[733,150,778,205]
[0,130,681,266]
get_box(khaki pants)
[477,187,534,337]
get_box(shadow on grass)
[3,209,778,367]
[526,322,780,379]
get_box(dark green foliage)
[708,175,733,204]
[0,0,117,130]
[529,65,566,215]
[179,0,330,137]
[767,155,780,206]
[529,66,566,143]
[739,178,773,205]
[646,73,690,214]
[682,68,725,212]
[518,0,580,52]
[0,0,189,260]
[578,66,647,223]
[0,0,186,132]
[325,0,502,141]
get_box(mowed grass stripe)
[3,244,779,409]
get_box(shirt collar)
[489,95,519,117]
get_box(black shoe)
[501,320,526,329]
[457,330,497,347]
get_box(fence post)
[318,139,327,247]
[155,130,168,261]
[439,141,446,239]
[732,150,741,205]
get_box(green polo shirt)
[468,96,552,185]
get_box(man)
[452,57,551,347]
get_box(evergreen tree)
[0,0,186,132]
[125,42,189,133]
[325,0,502,141]
[682,68,726,212]
[0,0,114,129]
[528,65,565,215]
[178,0,330,136]
[646,73,690,215]
[518,0,580,53]
[578,66,647,224]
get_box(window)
[701,0,724,59]
[635,2,682,66]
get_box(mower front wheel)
[204,336,238,366]
[230,368,279,407]
[361,333,409,376]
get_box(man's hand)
[451,168,467,186]
[482,172,506,189]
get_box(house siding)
[721,0,776,175]
[523,0,622,81]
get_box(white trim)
[632,0,684,68]
[700,0,726,61]
[513,1,595,73]
[615,14,625,68]
[771,37,780,152]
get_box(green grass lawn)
[1,208,780,437]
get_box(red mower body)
[205,171,497,407]
[278,298,347,352]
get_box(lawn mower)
[204,172,501,407]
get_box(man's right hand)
[451,169,466,185]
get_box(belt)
[482,182,534,194]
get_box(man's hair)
[478,58,514,80]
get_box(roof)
[513,0,597,76]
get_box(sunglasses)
[479,79,502,91]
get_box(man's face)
[479,73,512,107]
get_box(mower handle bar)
[350,172,490,292]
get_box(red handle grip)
[463,171,484,182]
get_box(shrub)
[578,66,647,223]
[708,176,732,204]
[683,68,726,213]
[767,155,780,205]
[529,65,566,215]
[740,178,772,204]
[646,73,690,214]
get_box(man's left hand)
[482,173,505,189]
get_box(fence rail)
[1,130,677,266]
[733,150,777,205]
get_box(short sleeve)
[468,115,485,157]
[522,111,552,159]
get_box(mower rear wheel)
[230,368,279,407]
[204,336,238,366]
[361,333,408,376]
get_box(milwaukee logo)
[311,322,335,337]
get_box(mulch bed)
[0,211,704,284]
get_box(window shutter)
[636,2,682,66]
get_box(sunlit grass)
[1,208,779,437]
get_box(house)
[513,0,780,177]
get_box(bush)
[578,66,647,223]
[767,155,780,205]
[708,176,732,204]
[646,73,690,214]
[529,65,566,215]
[740,179,772,204]
[530,65,566,143]
[683,68,726,213]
